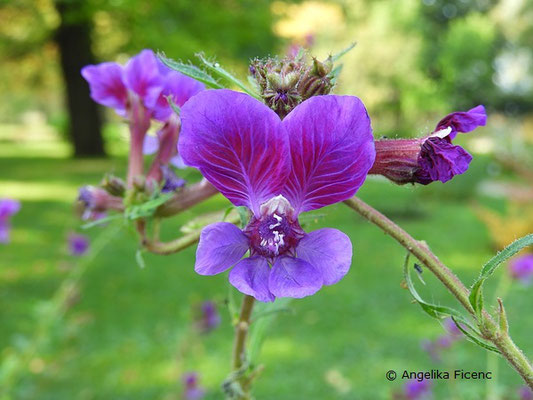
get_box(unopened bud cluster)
[250,53,334,118]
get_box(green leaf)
[479,234,533,279]
[330,42,357,63]
[468,279,484,319]
[125,192,174,221]
[451,317,500,354]
[166,95,181,115]
[81,214,122,229]
[135,249,146,269]
[196,53,261,99]
[235,206,249,229]
[157,52,223,89]
[403,254,463,320]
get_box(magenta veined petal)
[81,62,128,114]
[229,256,275,302]
[179,89,290,215]
[123,49,164,109]
[195,222,249,275]
[296,228,352,285]
[268,256,323,298]
[281,95,375,213]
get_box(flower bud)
[298,57,334,100]
[77,186,124,215]
[100,174,126,197]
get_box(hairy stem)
[156,179,219,217]
[343,196,533,388]
[232,295,255,398]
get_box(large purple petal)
[296,228,352,285]
[179,89,290,215]
[229,256,275,302]
[195,222,249,275]
[123,50,164,109]
[268,256,323,298]
[282,95,375,213]
[152,70,205,121]
[435,105,487,140]
[81,62,128,114]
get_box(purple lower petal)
[195,222,249,275]
[296,228,352,285]
[268,256,323,298]
[229,256,275,302]
[416,137,472,184]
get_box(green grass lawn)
[0,132,531,400]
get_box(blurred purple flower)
[194,301,221,334]
[82,49,204,123]
[68,233,90,256]
[179,90,375,301]
[160,166,186,193]
[0,199,21,244]
[442,317,463,338]
[509,254,533,285]
[519,385,533,400]
[404,379,432,400]
[182,372,205,400]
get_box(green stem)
[343,196,533,389]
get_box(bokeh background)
[1,0,532,399]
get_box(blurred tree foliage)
[0,0,532,147]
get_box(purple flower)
[82,49,204,123]
[160,166,186,192]
[519,385,533,400]
[179,89,375,301]
[508,254,533,285]
[0,199,21,244]
[194,301,221,334]
[182,372,205,400]
[404,379,432,400]
[370,105,486,185]
[68,233,90,256]
[82,50,163,117]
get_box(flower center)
[244,195,304,258]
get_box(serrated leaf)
[126,192,174,220]
[330,42,357,63]
[196,53,261,99]
[157,52,223,88]
[479,234,533,279]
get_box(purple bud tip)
[68,233,90,256]
[509,254,533,285]
[415,137,472,184]
[404,379,432,400]
[435,105,487,140]
[161,166,186,192]
[182,372,205,400]
[196,300,221,333]
[78,186,94,207]
[519,385,533,400]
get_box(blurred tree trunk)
[54,1,105,157]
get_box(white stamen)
[273,214,282,222]
[431,126,452,139]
